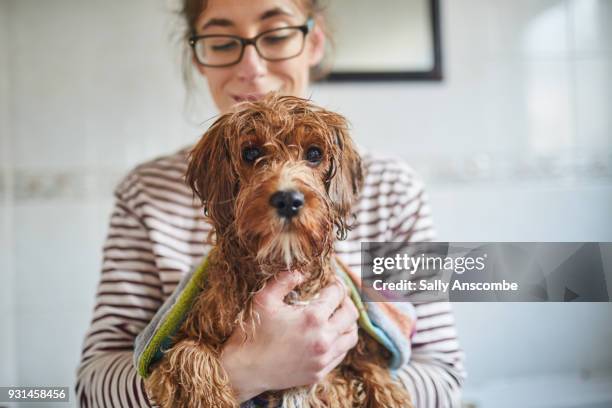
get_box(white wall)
[1,0,611,404]
[0,0,17,390]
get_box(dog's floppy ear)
[186,119,237,232]
[326,122,364,240]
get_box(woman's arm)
[388,163,467,407]
[396,302,466,407]
[76,180,161,407]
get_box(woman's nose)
[236,44,267,81]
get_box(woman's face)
[193,0,325,113]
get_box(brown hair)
[177,0,334,89]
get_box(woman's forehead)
[197,0,306,33]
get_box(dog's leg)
[144,339,238,408]
[357,360,413,408]
[307,369,364,408]
[309,366,410,408]
[339,336,413,408]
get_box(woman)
[76,0,466,406]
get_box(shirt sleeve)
[75,173,161,407]
[388,163,467,407]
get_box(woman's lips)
[231,93,266,102]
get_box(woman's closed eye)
[211,40,239,52]
[262,31,297,46]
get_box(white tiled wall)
[13,200,114,386]
[8,0,208,171]
[312,0,612,177]
[1,0,611,402]
[0,0,17,389]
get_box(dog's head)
[186,94,363,269]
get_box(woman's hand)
[220,270,360,403]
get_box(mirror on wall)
[323,0,442,81]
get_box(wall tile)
[481,0,570,59]
[524,60,575,153]
[569,0,612,56]
[0,0,17,388]
[16,309,86,388]
[14,201,112,314]
[10,0,208,170]
[454,303,612,384]
[430,182,612,242]
[574,58,612,151]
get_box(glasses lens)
[195,36,242,66]
[256,27,305,60]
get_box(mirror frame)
[322,0,443,82]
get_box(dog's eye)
[242,146,262,164]
[305,147,323,164]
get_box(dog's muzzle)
[269,190,304,219]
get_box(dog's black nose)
[269,190,304,219]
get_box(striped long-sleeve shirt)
[75,145,466,407]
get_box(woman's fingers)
[254,270,304,309]
[307,280,346,319]
[321,329,359,376]
[329,296,360,334]
[333,322,359,356]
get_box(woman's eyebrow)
[201,7,295,31]
[259,7,294,21]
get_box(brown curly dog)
[144,94,413,408]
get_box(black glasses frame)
[189,18,315,68]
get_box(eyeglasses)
[189,18,315,68]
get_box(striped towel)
[134,254,417,405]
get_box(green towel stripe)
[137,256,210,378]
[336,261,382,343]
